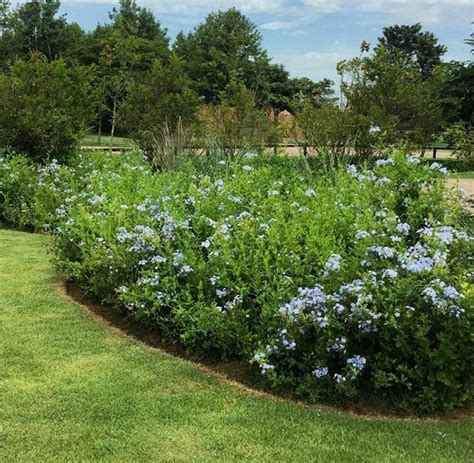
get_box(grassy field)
[81,134,135,148]
[0,228,472,462]
[449,171,474,179]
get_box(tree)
[339,46,443,149]
[0,56,97,162]
[0,0,83,70]
[433,61,474,125]
[289,77,335,110]
[259,63,293,111]
[173,8,270,104]
[376,23,447,79]
[68,1,169,145]
[120,56,200,147]
[109,0,168,43]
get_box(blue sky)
[55,0,473,83]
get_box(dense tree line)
[0,0,472,163]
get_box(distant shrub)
[294,101,376,161]
[0,149,472,414]
[0,56,97,163]
[196,82,283,155]
[444,123,474,170]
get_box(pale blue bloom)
[382,269,398,279]
[216,288,228,298]
[406,155,420,164]
[375,177,391,185]
[325,254,342,272]
[312,367,329,378]
[355,230,370,240]
[347,355,366,370]
[369,246,394,259]
[396,222,411,236]
[261,363,275,374]
[347,165,358,177]
[88,194,104,205]
[375,158,394,166]
[444,286,460,300]
[150,255,166,264]
[330,337,347,353]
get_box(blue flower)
[324,254,342,272]
[382,269,398,279]
[312,367,329,378]
[375,158,394,166]
[369,246,394,259]
[261,363,275,374]
[347,355,366,370]
[216,288,227,298]
[396,222,411,236]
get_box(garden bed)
[1,149,473,414]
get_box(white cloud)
[57,1,473,27]
[273,48,356,82]
[302,0,343,13]
[261,20,296,30]
[354,0,474,26]
[62,0,286,14]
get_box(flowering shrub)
[1,149,472,413]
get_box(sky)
[52,0,474,84]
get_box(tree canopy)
[173,8,270,104]
[375,23,447,79]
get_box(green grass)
[0,228,472,462]
[449,171,474,179]
[81,134,135,148]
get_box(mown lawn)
[81,134,135,148]
[449,171,474,179]
[0,228,472,462]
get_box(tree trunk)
[98,118,102,145]
[110,99,117,153]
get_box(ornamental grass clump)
[0,149,472,414]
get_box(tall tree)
[433,61,474,125]
[376,23,447,78]
[173,8,270,104]
[0,0,83,69]
[69,0,169,145]
[109,0,168,43]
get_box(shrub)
[196,82,283,155]
[338,49,444,150]
[444,123,474,170]
[0,56,97,163]
[0,149,472,413]
[294,101,376,161]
